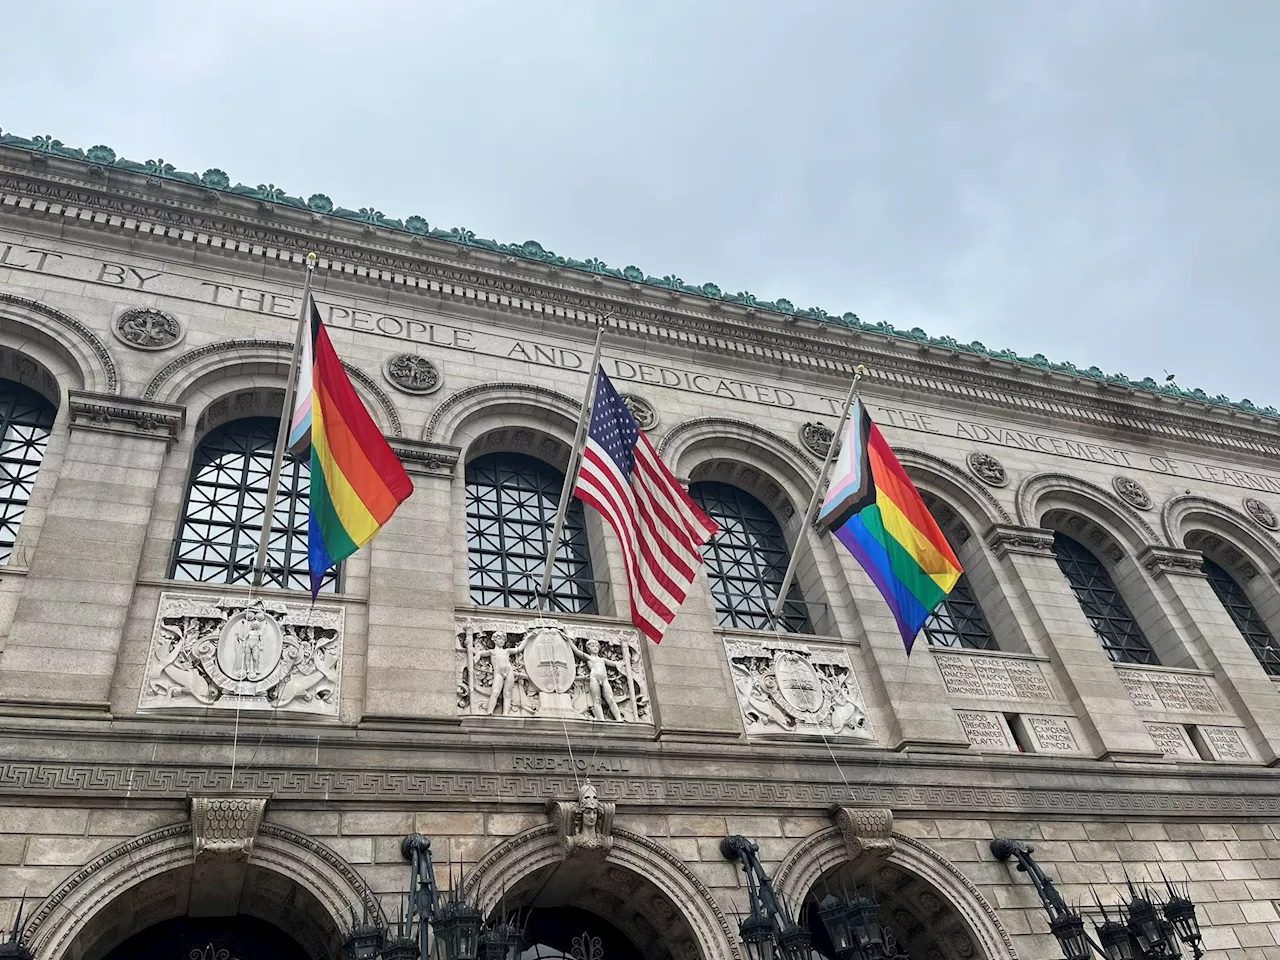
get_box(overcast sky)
[3,1,1277,405]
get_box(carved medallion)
[619,394,658,430]
[774,652,824,714]
[966,451,1007,487]
[1244,497,1278,530]
[800,421,835,458]
[524,620,576,694]
[1112,475,1152,510]
[382,353,442,394]
[216,607,285,687]
[113,307,184,350]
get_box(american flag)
[573,368,719,644]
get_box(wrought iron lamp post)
[342,833,525,960]
[991,838,1205,960]
[0,901,34,960]
[722,834,907,960]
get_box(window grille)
[171,417,335,592]
[465,452,596,613]
[689,480,811,633]
[1204,558,1280,677]
[0,380,55,564]
[1051,532,1156,664]
[923,572,997,649]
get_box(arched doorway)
[518,906,643,960]
[774,829,1018,960]
[101,915,308,960]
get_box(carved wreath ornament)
[1112,475,1152,511]
[619,393,658,430]
[113,307,184,350]
[383,352,442,394]
[800,421,835,458]
[1244,497,1279,530]
[966,451,1007,487]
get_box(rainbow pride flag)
[300,302,413,596]
[818,400,961,652]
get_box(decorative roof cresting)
[1,127,1274,421]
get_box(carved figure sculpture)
[570,638,623,721]
[472,629,533,716]
[726,638,874,739]
[547,780,616,860]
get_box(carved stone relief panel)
[724,637,873,740]
[138,593,344,718]
[1117,668,1223,715]
[383,352,442,394]
[934,654,1057,702]
[619,393,658,430]
[113,306,185,350]
[456,616,652,724]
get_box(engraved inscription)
[1146,723,1197,760]
[936,655,1055,702]
[1200,727,1253,762]
[512,756,631,774]
[956,712,1016,750]
[1025,716,1078,753]
[1120,670,1222,714]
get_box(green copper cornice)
[1,128,1274,420]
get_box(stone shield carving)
[966,451,1007,487]
[725,638,873,739]
[1243,497,1278,530]
[138,593,344,717]
[1112,475,1152,510]
[620,394,658,430]
[457,615,652,724]
[799,421,835,458]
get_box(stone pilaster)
[0,392,184,710]
[361,439,461,722]
[987,525,1163,761]
[1141,545,1280,764]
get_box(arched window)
[465,452,596,613]
[171,417,334,592]
[923,572,996,649]
[689,480,810,633]
[1051,532,1156,664]
[0,379,55,564]
[1203,558,1280,676]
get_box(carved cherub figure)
[828,685,868,736]
[568,637,624,721]
[472,629,532,716]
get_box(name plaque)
[1119,670,1222,714]
[956,711,1018,751]
[936,655,1055,702]
[1198,726,1254,763]
[1023,716,1080,754]
[1145,722,1198,760]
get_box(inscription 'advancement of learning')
[936,655,1055,702]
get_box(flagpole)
[251,252,317,588]
[536,319,609,612]
[770,364,866,621]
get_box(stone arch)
[143,338,403,436]
[896,448,1011,543]
[1016,472,1164,552]
[773,827,1018,960]
[1163,495,1280,575]
[425,381,582,448]
[0,293,118,395]
[658,416,819,479]
[462,823,740,960]
[23,820,382,960]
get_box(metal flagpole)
[251,252,317,588]
[536,318,609,612]
[769,364,866,621]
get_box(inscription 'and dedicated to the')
[7,241,1280,494]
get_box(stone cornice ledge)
[1139,545,1208,579]
[388,438,461,479]
[985,524,1056,559]
[66,390,185,444]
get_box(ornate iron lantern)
[343,909,386,960]
[477,919,526,960]
[721,834,811,960]
[432,898,484,960]
[993,837,1203,960]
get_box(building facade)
[0,131,1277,960]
